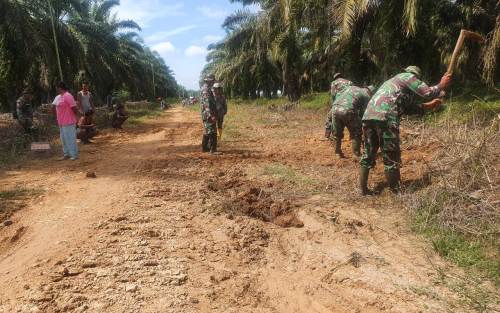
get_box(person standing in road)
[76,81,95,116]
[53,82,79,161]
[359,66,451,195]
[212,83,227,141]
[200,74,219,154]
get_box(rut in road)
[0,107,487,312]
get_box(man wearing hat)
[323,73,353,140]
[16,89,36,135]
[200,74,219,153]
[212,82,227,141]
[359,66,451,195]
[332,85,375,158]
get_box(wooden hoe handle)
[447,29,486,75]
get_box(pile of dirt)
[221,187,303,228]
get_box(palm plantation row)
[0,0,183,112]
[203,0,499,101]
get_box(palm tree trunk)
[46,0,63,82]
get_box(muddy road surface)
[0,107,494,312]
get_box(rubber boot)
[351,138,361,157]
[217,127,222,141]
[359,167,372,196]
[210,133,220,154]
[385,169,401,193]
[320,129,332,141]
[335,139,344,158]
[201,135,210,152]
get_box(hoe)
[447,29,486,75]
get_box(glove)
[439,73,452,90]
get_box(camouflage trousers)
[360,120,401,171]
[324,108,335,137]
[333,111,361,141]
[203,119,217,135]
[18,117,34,133]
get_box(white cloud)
[145,25,197,44]
[197,6,229,18]
[152,41,176,55]
[113,0,185,27]
[202,35,223,44]
[185,46,207,57]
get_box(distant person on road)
[15,89,36,136]
[332,85,375,158]
[323,73,353,141]
[76,81,95,115]
[53,82,79,160]
[212,83,227,141]
[111,98,128,129]
[200,74,219,154]
[359,66,451,195]
[160,98,166,110]
[77,111,97,144]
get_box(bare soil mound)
[205,174,303,228]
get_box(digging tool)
[447,29,486,75]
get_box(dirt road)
[0,107,490,312]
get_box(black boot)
[385,169,401,193]
[335,139,344,158]
[351,138,361,157]
[201,135,210,152]
[359,167,372,196]
[210,133,219,154]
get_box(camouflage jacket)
[362,72,440,125]
[16,96,33,120]
[200,84,216,122]
[333,86,371,118]
[214,95,227,116]
[330,78,353,104]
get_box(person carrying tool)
[359,66,451,195]
[200,74,219,154]
[332,85,375,158]
[15,89,37,136]
[212,82,227,141]
[323,73,353,141]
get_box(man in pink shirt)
[53,82,79,160]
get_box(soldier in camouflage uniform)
[332,85,375,158]
[359,66,451,195]
[212,83,227,141]
[200,74,219,154]
[16,89,36,135]
[323,73,353,140]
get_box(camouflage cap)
[212,82,222,89]
[333,73,342,80]
[404,66,422,77]
[204,74,215,82]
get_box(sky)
[113,0,252,91]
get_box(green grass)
[228,92,330,111]
[428,88,500,125]
[411,199,499,286]
[125,102,164,126]
[261,163,319,189]
[0,187,40,200]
